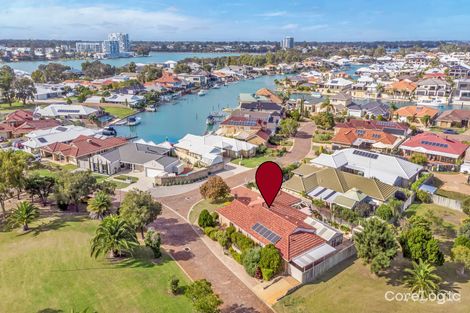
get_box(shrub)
[211,230,223,241]
[210,211,219,222]
[462,197,470,216]
[169,276,180,295]
[198,209,215,228]
[229,247,242,263]
[259,244,282,274]
[216,230,230,248]
[411,174,430,192]
[225,226,236,237]
[376,204,394,221]
[261,268,275,281]
[242,247,261,277]
[416,190,431,203]
[454,235,470,249]
[204,226,216,236]
[144,230,162,258]
[230,232,255,252]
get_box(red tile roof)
[332,128,398,146]
[5,110,33,123]
[394,106,439,118]
[400,132,468,157]
[256,88,283,104]
[336,119,409,132]
[218,187,325,261]
[12,119,61,135]
[43,135,128,158]
[155,71,181,84]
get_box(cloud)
[0,4,211,40]
[301,24,328,31]
[257,11,287,17]
[281,23,299,30]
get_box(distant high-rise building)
[108,33,130,53]
[75,42,102,53]
[102,40,120,58]
[281,36,294,49]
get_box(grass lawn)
[0,215,193,313]
[436,189,470,202]
[0,101,35,111]
[103,106,136,119]
[231,155,273,168]
[32,168,58,178]
[189,197,233,224]
[405,203,467,229]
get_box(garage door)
[145,168,164,178]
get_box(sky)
[1,0,470,42]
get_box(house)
[87,141,184,177]
[324,78,353,93]
[217,186,349,283]
[460,148,470,174]
[393,106,439,125]
[435,110,470,128]
[40,135,128,165]
[255,88,283,105]
[177,73,209,86]
[452,79,470,105]
[385,80,417,99]
[335,119,410,137]
[283,164,398,206]
[331,127,401,152]
[86,94,145,107]
[34,84,64,100]
[229,109,280,133]
[239,101,283,115]
[311,148,423,187]
[361,101,390,119]
[0,109,60,138]
[329,92,352,112]
[239,93,270,105]
[217,115,272,145]
[22,125,102,154]
[448,63,470,79]
[11,119,61,137]
[399,132,468,166]
[154,71,182,89]
[34,104,99,119]
[415,78,451,101]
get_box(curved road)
[153,121,314,312]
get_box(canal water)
[115,75,284,143]
[3,52,242,73]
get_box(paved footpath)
[152,121,314,312]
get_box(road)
[153,121,314,312]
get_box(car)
[443,129,458,135]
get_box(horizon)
[1,0,470,41]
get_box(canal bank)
[114,75,285,143]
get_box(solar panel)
[356,129,365,135]
[353,149,379,159]
[57,109,81,113]
[251,223,281,244]
[38,137,47,143]
[421,140,448,148]
[56,126,68,132]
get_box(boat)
[212,84,221,89]
[206,115,215,125]
[417,98,445,107]
[145,105,157,112]
[102,126,117,136]
[198,89,207,96]
[311,92,322,98]
[127,116,141,126]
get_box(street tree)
[185,279,223,313]
[0,65,15,105]
[13,77,36,104]
[279,117,300,137]
[199,176,230,203]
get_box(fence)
[431,194,462,211]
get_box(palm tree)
[320,97,334,113]
[87,191,112,220]
[404,259,441,296]
[8,201,39,231]
[90,215,138,259]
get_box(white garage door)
[145,168,164,178]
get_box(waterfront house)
[239,101,284,115]
[385,80,417,99]
[329,92,352,111]
[256,88,283,105]
[361,101,391,119]
[217,114,273,145]
[177,73,209,86]
[34,84,64,100]
[331,127,401,152]
[435,109,470,128]
[323,77,353,93]
[40,135,128,166]
[393,106,439,125]
[415,78,451,101]
[22,125,101,154]
[239,93,270,105]
[448,63,470,79]
[452,79,470,105]
[283,164,398,206]
[87,141,183,177]
[34,104,99,119]
[311,148,422,187]
[217,186,349,283]
[154,71,182,89]
[399,132,468,166]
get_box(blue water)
[115,75,284,143]
[3,52,242,73]
[121,78,464,145]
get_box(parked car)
[443,129,458,135]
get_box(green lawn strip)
[231,154,274,168]
[0,215,193,313]
[113,175,139,183]
[189,197,233,224]
[436,189,470,201]
[103,106,136,119]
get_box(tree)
[199,176,230,203]
[119,189,162,239]
[144,229,162,258]
[13,77,36,104]
[90,215,138,259]
[7,201,39,231]
[376,204,394,221]
[185,279,223,313]
[31,69,46,83]
[312,112,335,129]
[198,209,215,228]
[452,245,470,275]
[459,220,470,238]
[400,218,444,266]
[174,63,191,74]
[279,118,300,137]
[55,171,97,211]
[87,191,112,220]
[353,218,398,274]
[320,97,334,113]
[420,115,431,127]
[242,247,261,277]
[416,190,431,203]
[404,259,441,296]
[0,150,30,199]
[96,180,117,195]
[462,198,470,216]
[410,153,428,165]
[0,65,15,105]
[24,174,56,206]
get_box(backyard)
[275,203,470,313]
[0,215,193,313]
[103,106,136,119]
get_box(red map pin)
[255,161,283,208]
